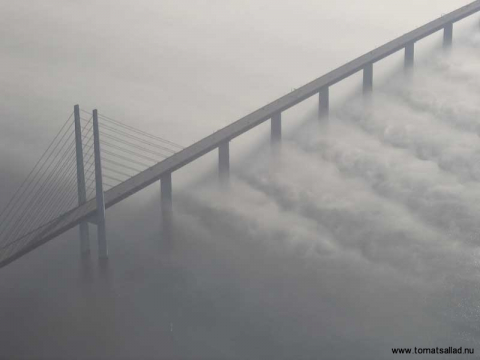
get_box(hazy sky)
[0,0,474,164]
[1,1,480,359]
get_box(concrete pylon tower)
[74,105,90,256]
[93,109,108,259]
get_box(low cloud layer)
[169,36,480,358]
[1,13,480,360]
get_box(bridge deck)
[1,0,480,268]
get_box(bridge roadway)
[1,0,480,268]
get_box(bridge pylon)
[218,141,230,184]
[74,105,90,256]
[161,172,173,246]
[319,87,329,119]
[93,109,108,259]
[271,112,281,146]
[405,42,415,71]
[363,63,373,94]
[444,22,453,48]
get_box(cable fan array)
[80,110,184,192]
[0,112,87,259]
[0,109,184,264]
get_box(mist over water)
[168,38,480,357]
[2,1,480,359]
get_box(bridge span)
[1,1,480,269]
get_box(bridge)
[1,1,479,269]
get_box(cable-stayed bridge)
[1,1,480,269]
[0,110,185,267]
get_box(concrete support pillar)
[363,63,373,94]
[93,109,107,259]
[444,23,453,48]
[74,105,90,256]
[218,141,230,183]
[161,172,173,241]
[271,112,281,145]
[404,42,414,70]
[319,87,329,118]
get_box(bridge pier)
[74,105,90,256]
[271,112,281,145]
[319,87,329,119]
[161,172,173,243]
[405,42,415,70]
[444,23,453,48]
[93,109,108,259]
[363,63,373,94]
[218,141,230,183]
